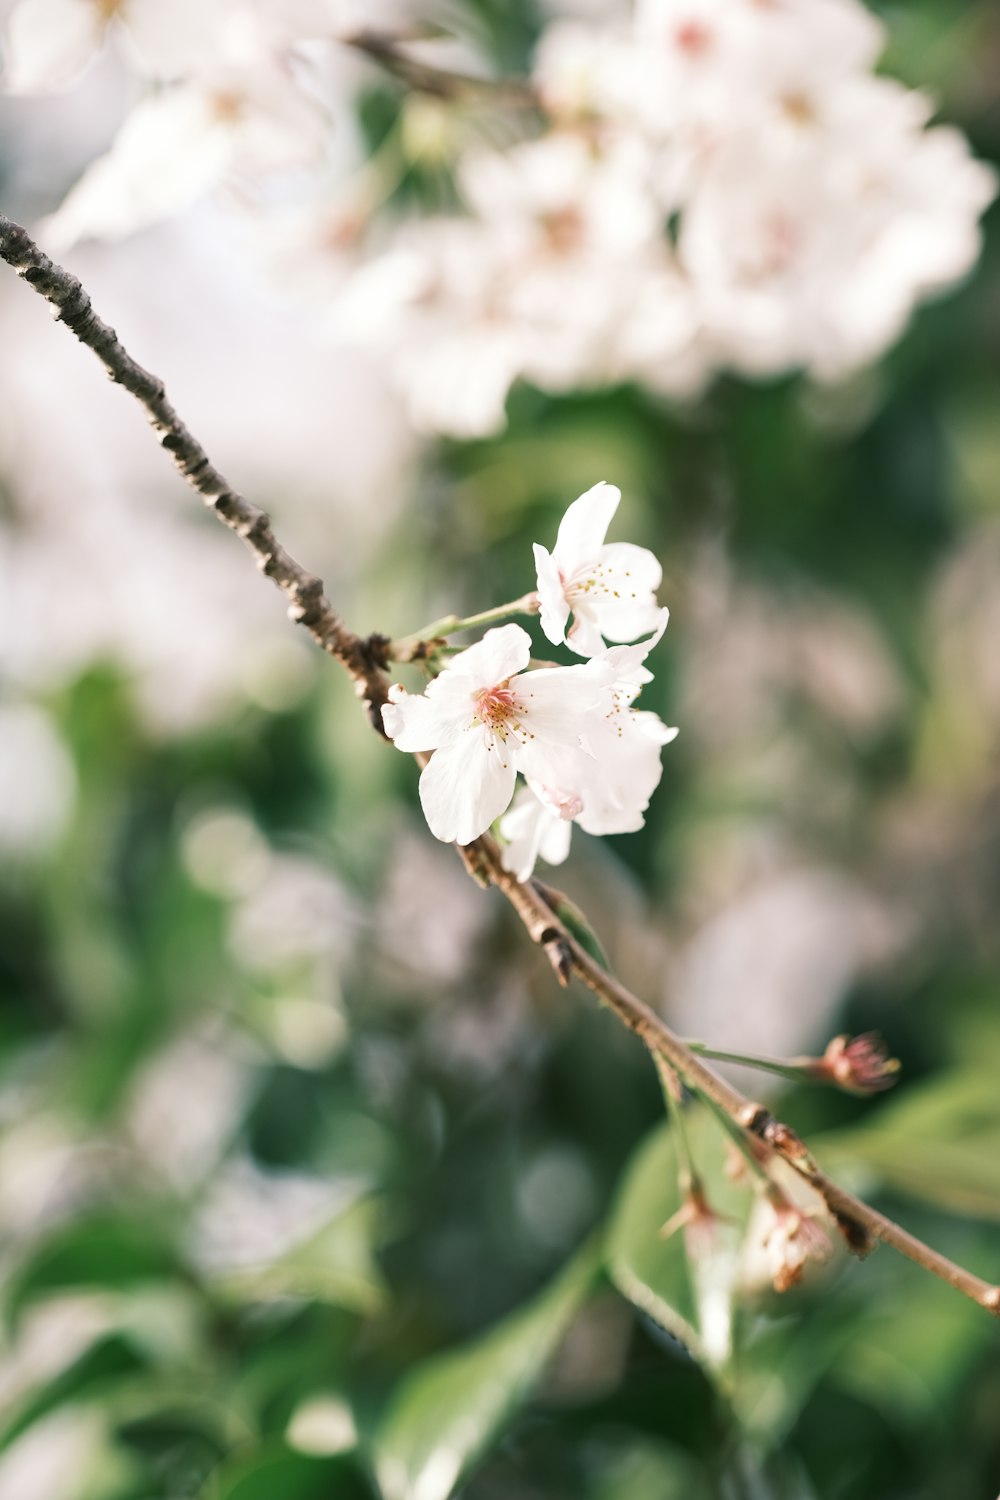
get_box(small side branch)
[2,213,997,1320]
[341,28,538,109]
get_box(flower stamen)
[474,683,523,738]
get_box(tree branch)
[2,212,997,1320]
[0,214,392,734]
[340,28,538,109]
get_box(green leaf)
[373,1237,600,1500]
[605,1123,696,1345]
[0,1334,146,1452]
[6,1216,181,1322]
[729,1300,868,1447]
[548,893,610,970]
[812,1071,1000,1220]
[588,1437,714,1500]
[828,1276,995,1422]
[205,1448,373,1500]
[604,1111,752,1369]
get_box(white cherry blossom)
[42,60,330,249]
[500,612,678,879]
[4,0,993,429]
[498,784,575,883]
[575,618,678,836]
[3,0,112,94]
[534,481,664,657]
[382,624,611,846]
[3,0,238,94]
[340,131,698,437]
[338,218,526,439]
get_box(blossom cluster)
[382,481,677,876]
[350,0,996,434]
[2,0,358,246]
[3,0,994,439]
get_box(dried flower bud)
[809,1033,900,1095]
[762,1190,833,1293]
[659,1181,733,1261]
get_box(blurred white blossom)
[190,1156,360,1274]
[4,0,278,95]
[352,0,994,432]
[377,826,489,987]
[4,0,991,431]
[43,59,331,249]
[227,851,357,973]
[287,1395,358,1456]
[681,561,905,751]
[0,702,75,855]
[181,805,271,899]
[0,1409,110,1500]
[125,1025,258,1189]
[671,866,903,1067]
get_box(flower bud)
[808,1033,900,1096]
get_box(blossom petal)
[575,709,674,835]
[500,784,565,881]
[604,607,670,686]
[120,0,230,79]
[418,729,517,845]
[441,623,532,691]
[566,609,610,658]
[515,736,592,793]
[551,481,621,577]
[538,805,574,867]
[583,542,663,645]
[515,660,612,747]
[382,684,467,753]
[635,711,679,746]
[4,0,105,94]
[42,89,232,250]
[533,542,570,646]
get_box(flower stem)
[654,1053,700,1194]
[685,1039,812,1085]
[390,592,539,661]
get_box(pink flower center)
[674,20,713,56]
[474,683,523,737]
[537,784,584,821]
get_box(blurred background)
[1,1,1000,1497]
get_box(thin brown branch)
[2,213,997,1320]
[0,213,392,734]
[341,28,538,109]
[531,870,998,1312]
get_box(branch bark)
[2,211,997,1320]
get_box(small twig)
[2,213,997,1321]
[341,28,538,109]
[390,592,540,663]
[654,1052,699,1196]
